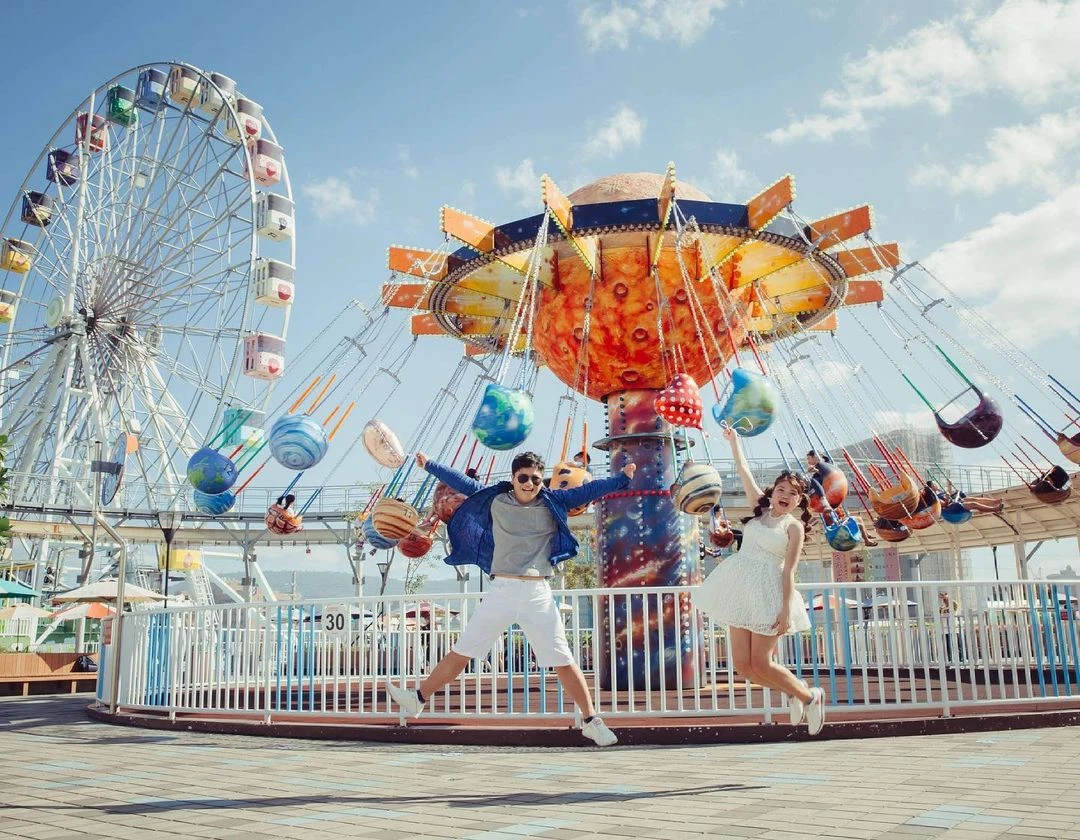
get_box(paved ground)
[2,696,1080,840]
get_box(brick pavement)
[2,696,1080,839]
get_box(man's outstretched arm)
[550,464,636,511]
[417,452,486,496]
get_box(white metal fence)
[98,579,1080,723]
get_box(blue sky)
[2,0,1078,579]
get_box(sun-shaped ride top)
[383,166,896,398]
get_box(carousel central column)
[595,389,704,691]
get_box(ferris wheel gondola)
[0,62,295,512]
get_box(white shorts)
[452,577,576,668]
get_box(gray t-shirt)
[489,491,556,578]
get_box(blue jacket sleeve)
[425,460,486,496]
[549,472,630,512]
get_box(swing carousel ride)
[4,87,1079,688]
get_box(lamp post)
[376,555,392,598]
[157,510,184,609]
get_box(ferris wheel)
[0,62,295,513]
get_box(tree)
[560,557,597,590]
[403,554,432,595]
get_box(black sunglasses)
[515,473,543,486]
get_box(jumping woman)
[694,427,826,735]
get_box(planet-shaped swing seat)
[269,414,329,470]
[398,527,435,558]
[265,502,303,535]
[186,447,238,494]
[433,482,469,523]
[193,489,236,516]
[362,514,400,549]
[362,419,405,468]
[472,383,534,451]
[372,498,421,540]
[712,368,777,437]
[671,461,722,515]
[940,501,973,524]
[551,462,593,515]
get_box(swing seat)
[362,419,405,468]
[825,516,861,552]
[869,473,921,520]
[193,489,236,516]
[808,463,848,512]
[934,391,1003,449]
[671,461,723,515]
[1056,431,1080,465]
[552,462,593,515]
[372,498,421,540]
[900,500,940,530]
[940,501,973,524]
[1030,465,1072,504]
[362,515,400,549]
[472,383,534,451]
[709,525,737,549]
[433,482,468,523]
[711,368,777,438]
[873,517,910,542]
[398,527,434,559]
[265,503,303,535]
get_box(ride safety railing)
[8,459,1020,519]
[98,579,1080,724]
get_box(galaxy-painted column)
[595,389,704,692]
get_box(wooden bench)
[0,652,99,697]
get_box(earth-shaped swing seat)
[873,517,910,542]
[869,472,922,521]
[1030,465,1073,505]
[824,514,862,552]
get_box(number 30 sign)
[321,605,350,636]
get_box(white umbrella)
[0,603,52,620]
[49,602,117,621]
[51,579,164,604]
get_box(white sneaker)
[789,681,809,725]
[805,687,825,736]
[582,716,618,747]
[386,681,425,719]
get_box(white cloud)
[912,109,1080,195]
[770,0,1080,143]
[582,106,646,159]
[302,176,379,226]
[397,145,419,179]
[495,158,540,208]
[700,147,755,201]
[578,0,729,50]
[460,179,476,200]
[923,183,1080,345]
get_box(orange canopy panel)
[747,174,794,231]
[843,280,885,306]
[806,205,872,249]
[835,243,899,277]
[387,246,448,279]
[441,206,496,253]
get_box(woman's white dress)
[693,511,811,635]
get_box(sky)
[1,0,1078,582]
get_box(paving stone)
[6,695,1080,839]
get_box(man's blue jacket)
[424,460,631,575]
